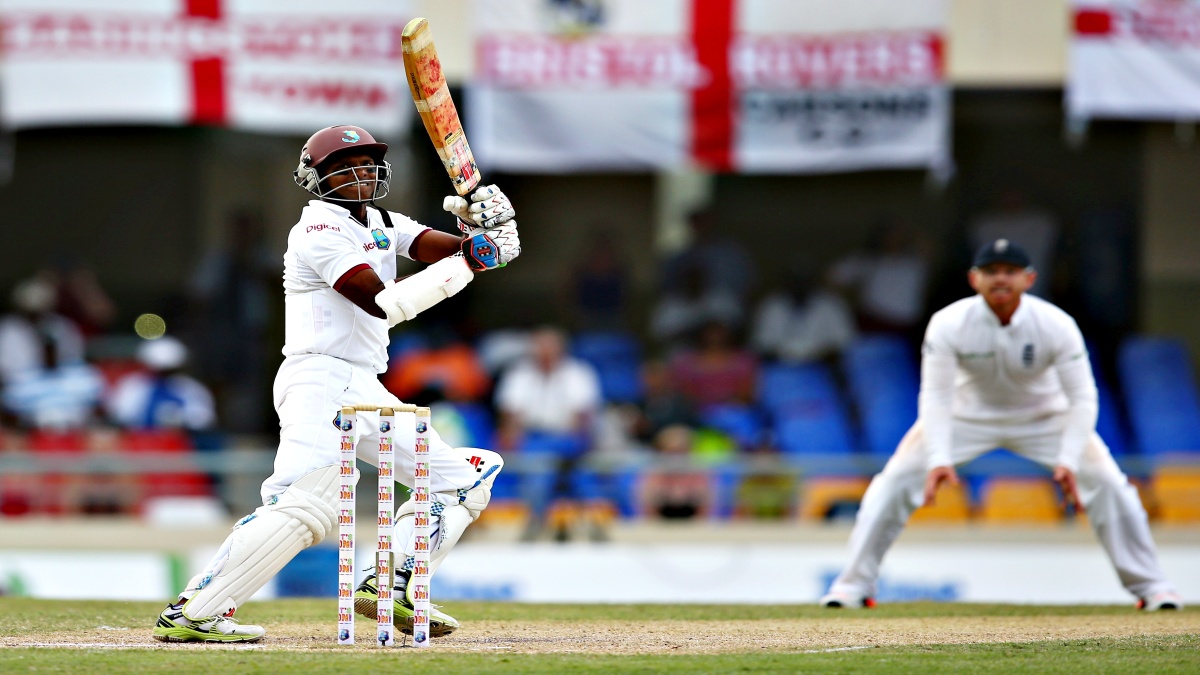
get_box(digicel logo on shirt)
[307,224,340,233]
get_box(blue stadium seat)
[774,399,857,456]
[1086,340,1130,456]
[570,330,642,364]
[843,335,918,399]
[841,335,919,457]
[1118,337,1200,455]
[386,330,429,365]
[757,362,841,414]
[570,330,644,403]
[571,467,641,517]
[595,360,643,403]
[1096,380,1130,456]
[701,403,765,449]
[430,402,494,449]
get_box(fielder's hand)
[443,184,515,230]
[1052,465,1085,513]
[460,223,521,271]
[923,465,959,506]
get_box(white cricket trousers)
[261,354,491,504]
[827,414,1176,601]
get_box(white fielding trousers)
[827,414,1176,601]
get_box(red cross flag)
[467,0,950,175]
[0,0,415,136]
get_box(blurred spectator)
[0,426,34,516]
[967,188,1060,298]
[187,209,278,432]
[71,426,142,515]
[632,360,697,445]
[669,321,758,410]
[650,262,743,351]
[1,323,104,430]
[561,228,631,331]
[383,342,491,404]
[638,425,711,519]
[46,259,117,337]
[734,441,797,520]
[751,264,857,364]
[476,328,533,377]
[495,327,602,444]
[1073,206,1136,364]
[661,208,757,301]
[494,326,603,540]
[830,217,931,337]
[0,276,86,385]
[105,337,216,431]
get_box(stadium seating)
[120,429,211,501]
[909,481,972,524]
[757,362,838,413]
[701,403,765,449]
[27,430,90,514]
[570,330,644,403]
[841,335,919,458]
[1151,468,1200,524]
[431,401,495,448]
[1086,342,1131,457]
[571,330,642,364]
[795,476,868,521]
[758,363,858,457]
[1118,337,1200,455]
[978,478,1061,524]
[775,406,857,457]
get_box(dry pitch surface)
[2,601,1198,654]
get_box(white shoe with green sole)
[152,601,265,643]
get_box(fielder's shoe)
[819,591,877,609]
[152,601,265,643]
[353,573,459,637]
[1138,591,1184,612]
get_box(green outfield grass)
[0,598,1196,674]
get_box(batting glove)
[460,223,521,271]
[443,184,515,230]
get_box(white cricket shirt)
[918,294,1098,471]
[282,200,429,373]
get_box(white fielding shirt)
[918,294,1098,472]
[282,200,429,373]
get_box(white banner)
[0,0,415,136]
[1069,0,1200,121]
[437,542,1200,605]
[4,541,1198,604]
[468,0,950,174]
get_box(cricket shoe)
[152,601,265,643]
[1138,591,1184,612]
[819,591,877,609]
[353,573,459,637]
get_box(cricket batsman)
[820,239,1182,612]
[152,125,520,642]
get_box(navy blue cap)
[972,239,1032,269]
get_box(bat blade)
[402,17,480,196]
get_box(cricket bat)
[402,17,481,197]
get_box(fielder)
[820,239,1182,612]
[153,125,520,642]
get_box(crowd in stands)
[2,201,1199,538]
[0,274,216,517]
